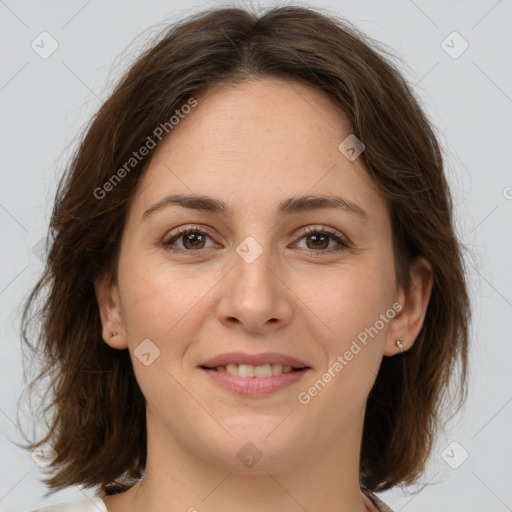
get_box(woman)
[20,6,470,512]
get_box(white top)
[30,495,107,512]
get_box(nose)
[216,239,294,334]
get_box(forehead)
[129,77,387,225]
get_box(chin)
[199,420,305,472]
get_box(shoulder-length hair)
[19,5,470,495]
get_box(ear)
[94,272,128,350]
[384,256,433,356]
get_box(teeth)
[272,364,283,375]
[238,364,255,378]
[219,363,297,377]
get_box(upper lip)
[200,352,310,369]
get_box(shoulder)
[362,489,395,512]
[30,495,107,512]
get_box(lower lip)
[200,367,310,396]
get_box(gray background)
[1,1,511,511]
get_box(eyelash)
[162,225,351,257]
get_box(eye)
[162,226,217,254]
[292,225,351,255]
[162,225,351,255]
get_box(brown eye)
[294,226,350,254]
[181,232,207,250]
[162,225,350,256]
[304,232,330,250]
[163,228,215,252]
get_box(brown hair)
[19,5,470,495]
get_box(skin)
[95,77,433,512]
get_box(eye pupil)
[184,233,205,249]
[307,234,329,250]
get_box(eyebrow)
[141,193,369,222]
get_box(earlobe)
[384,256,433,356]
[94,273,128,350]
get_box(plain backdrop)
[0,1,511,511]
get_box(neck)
[103,407,372,512]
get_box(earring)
[395,337,404,353]
[109,331,119,338]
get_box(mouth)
[198,363,312,397]
[200,363,307,377]
[198,352,311,396]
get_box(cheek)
[297,267,394,420]
[118,247,211,340]
[308,261,394,344]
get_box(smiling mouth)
[199,363,311,396]
[200,363,308,378]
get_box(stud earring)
[395,337,404,353]
[109,331,119,338]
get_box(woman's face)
[99,77,417,473]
